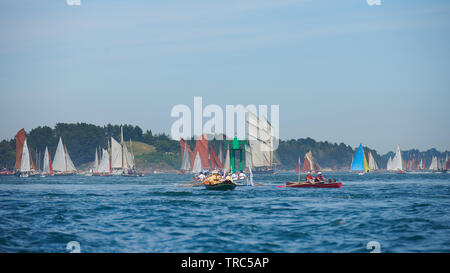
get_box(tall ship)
[52,137,77,175]
[245,110,280,174]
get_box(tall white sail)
[111,137,122,169]
[224,149,231,172]
[429,156,438,171]
[387,156,392,171]
[128,139,136,169]
[94,149,99,172]
[64,145,77,172]
[246,110,273,168]
[52,137,76,172]
[20,139,31,172]
[390,145,404,171]
[97,149,111,173]
[43,146,51,174]
[192,152,202,173]
[180,144,191,171]
[52,137,66,172]
[368,152,378,170]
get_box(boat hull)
[204,181,237,191]
[285,181,342,188]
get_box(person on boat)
[231,172,238,180]
[305,172,315,183]
[198,172,206,181]
[238,172,246,180]
[314,172,327,183]
[205,170,221,185]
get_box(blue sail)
[351,144,365,171]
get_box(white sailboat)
[180,142,191,173]
[368,152,378,171]
[97,149,111,175]
[19,139,32,177]
[192,152,202,174]
[110,127,137,175]
[429,156,439,172]
[388,145,404,172]
[42,146,53,176]
[386,156,393,171]
[52,137,77,175]
[245,110,278,174]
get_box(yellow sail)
[363,150,370,172]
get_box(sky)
[0,0,449,154]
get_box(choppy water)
[0,172,449,253]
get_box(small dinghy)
[204,180,237,191]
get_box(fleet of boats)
[10,127,142,178]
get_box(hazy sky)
[0,0,449,154]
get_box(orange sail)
[209,144,224,169]
[15,129,36,171]
[193,134,210,170]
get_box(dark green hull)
[204,181,237,191]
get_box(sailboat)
[52,137,77,175]
[428,156,443,172]
[97,148,112,175]
[386,156,393,171]
[444,153,449,172]
[110,127,139,176]
[368,151,378,171]
[387,145,404,173]
[245,110,279,174]
[41,146,53,176]
[301,151,321,173]
[15,129,37,177]
[191,152,202,174]
[351,144,370,174]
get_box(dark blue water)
[0,172,449,253]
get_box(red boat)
[285,181,342,188]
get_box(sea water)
[0,172,449,253]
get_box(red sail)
[193,134,210,170]
[49,154,53,174]
[407,155,412,170]
[301,156,311,173]
[209,144,224,169]
[15,129,26,170]
[14,129,36,170]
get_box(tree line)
[0,123,447,170]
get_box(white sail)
[429,156,438,171]
[43,146,51,174]
[20,139,31,172]
[368,152,378,170]
[94,149,99,172]
[98,149,111,173]
[192,152,202,173]
[128,139,136,168]
[387,156,392,171]
[111,137,122,169]
[180,144,191,171]
[64,145,77,172]
[224,149,231,172]
[52,137,66,172]
[246,110,273,168]
[390,145,404,171]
